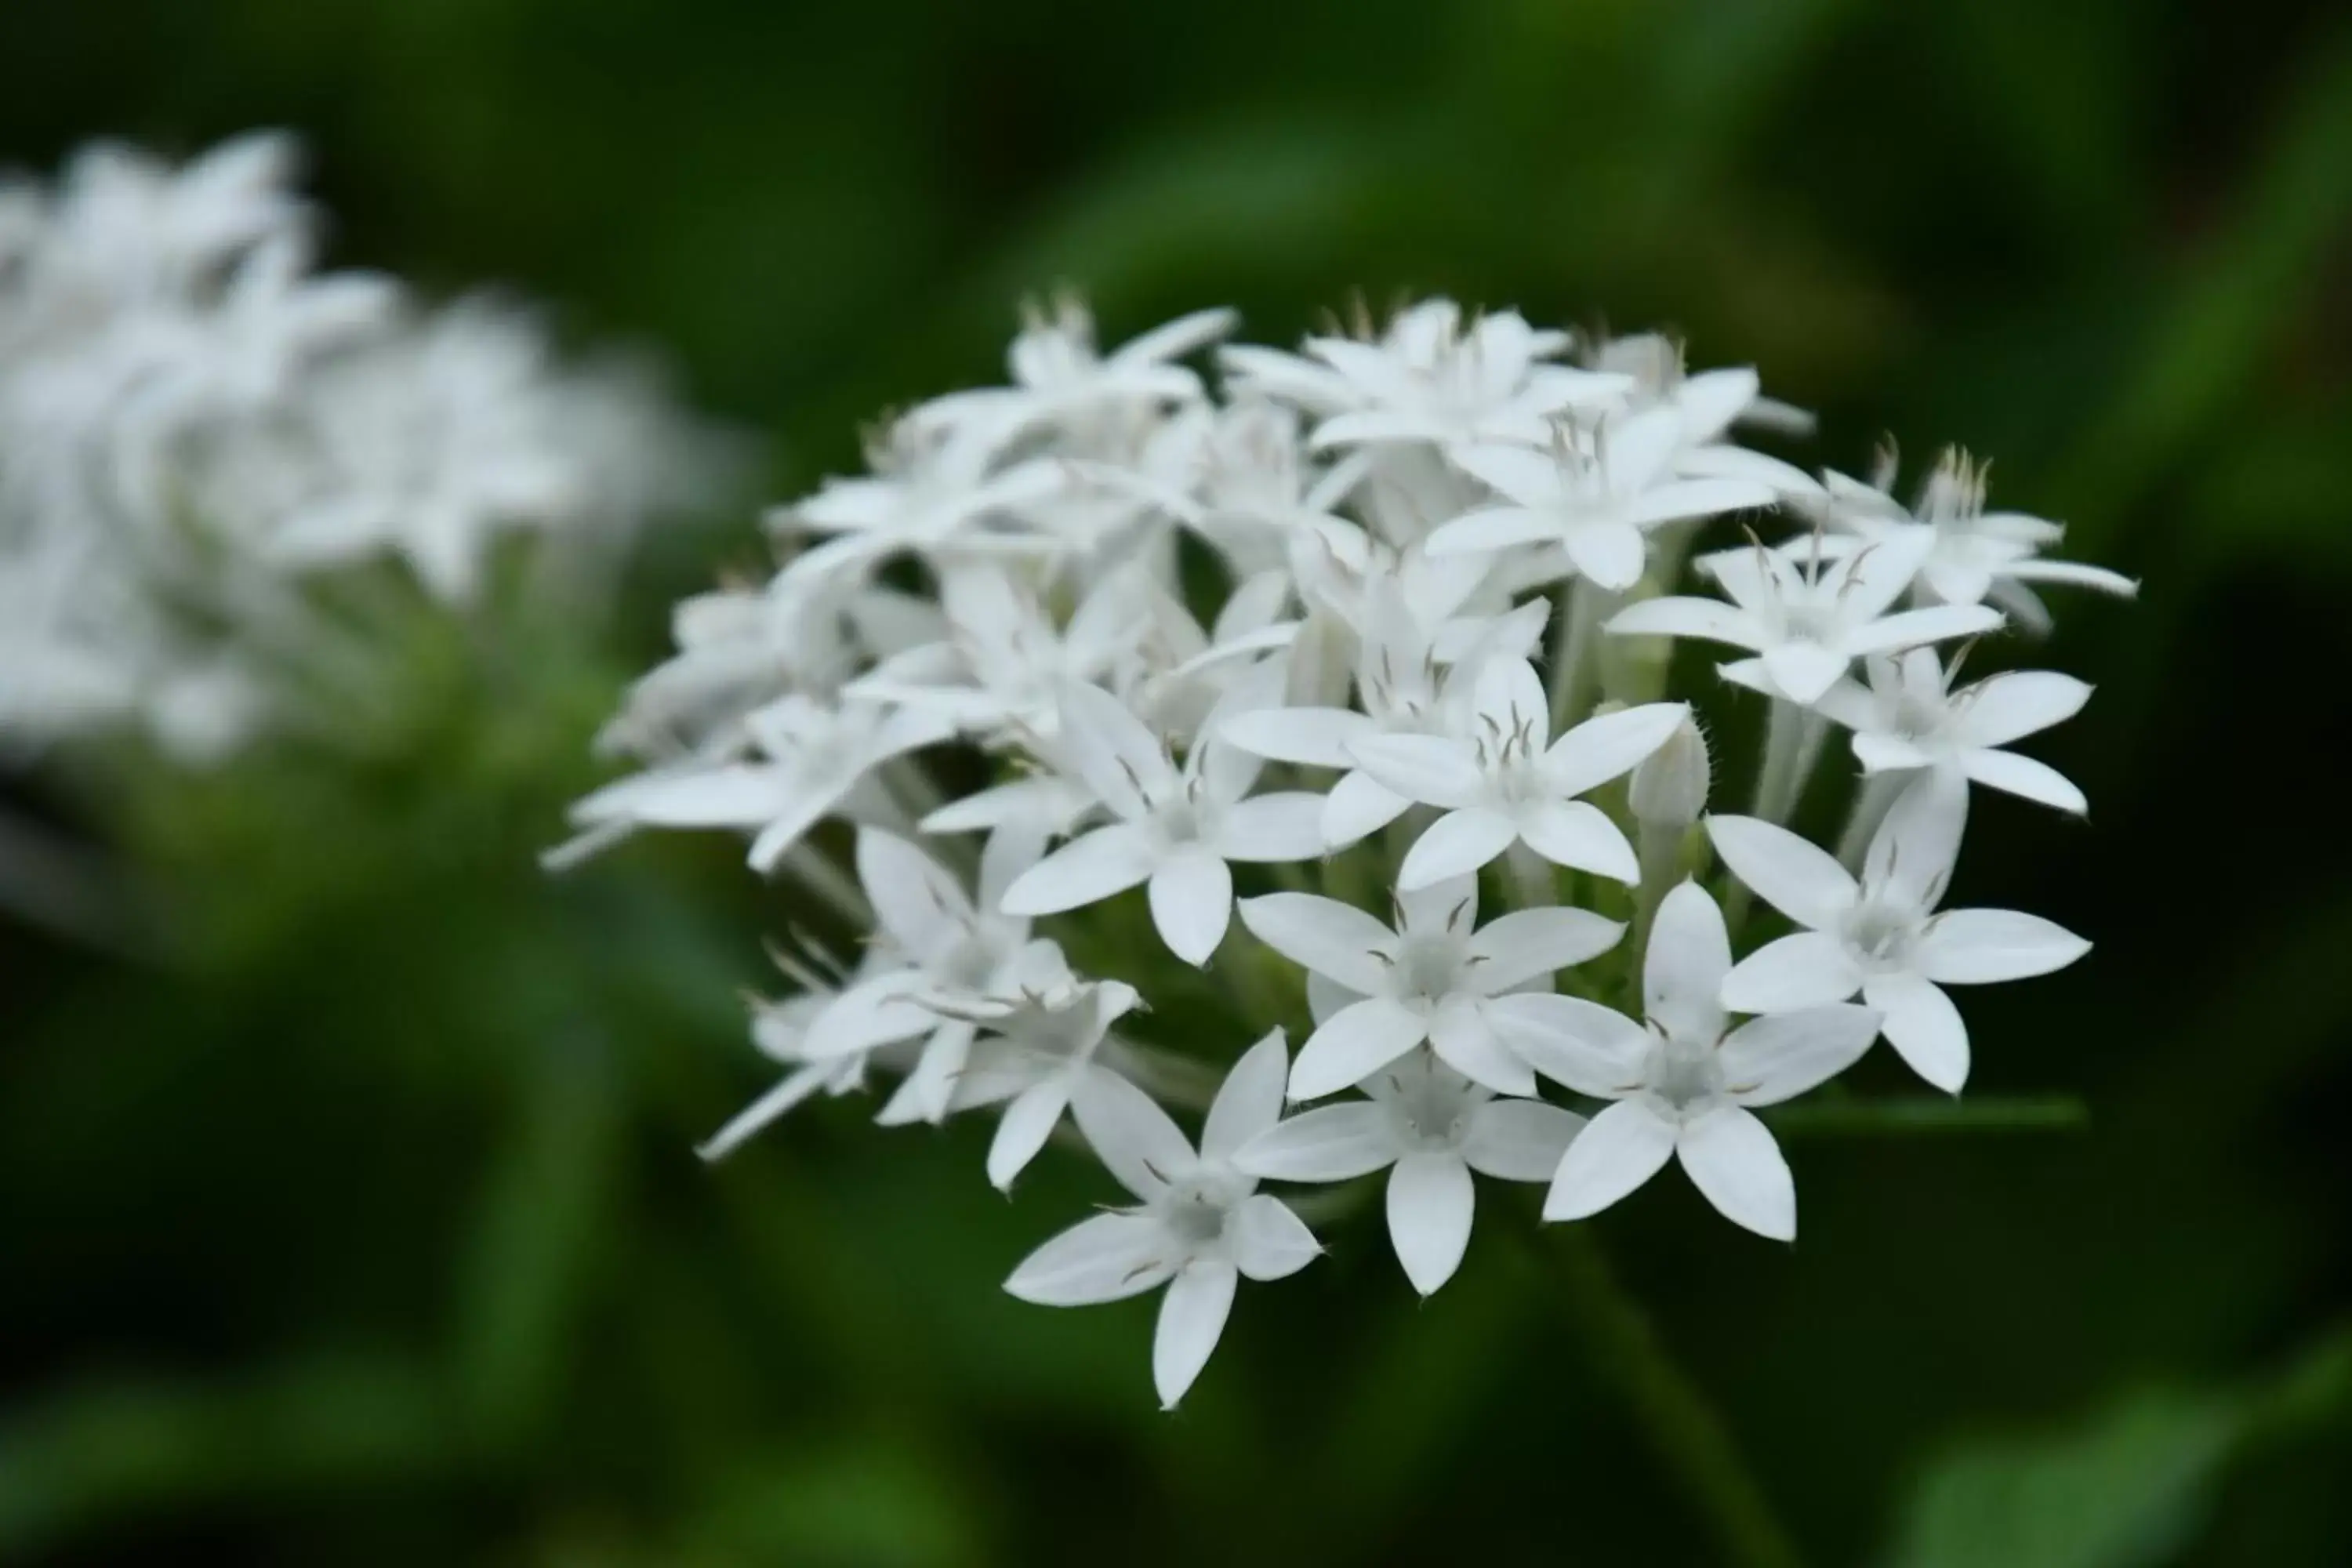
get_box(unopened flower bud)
[1630,716,1710,829]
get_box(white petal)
[1149,850,1235,966]
[1462,1098,1586,1182]
[1620,477,1777,528]
[1215,792,1328,862]
[1717,1003,1882,1105]
[1424,506,1558,557]
[1233,1103,1400,1181]
[1518,799,1639,884]
[1543,1099,1677,1221]
[1954,672,2090,749]
[1720,932,1865,1013]
[1645,881,1731,1044]
[695,1063,833,1161]
[1915,909,2091,984]
[1760,641,1849,705]
[1675,1107,1795,1240]
[1704,815,1857,931]
[1056,680,1175,818]
[1387,1152,1476,1296]
[1290,997,1432,1100]
[855,829,972,958]
[1236,893,1396,995]
[998,823,1156,915]
[1321,770,1412,848]
[1842,603,2005,655]
[1232,1195,1322,1281]
[1154,1262,1237,1409]
[1347,734,1486,809]
[1865,771,1967,912]
[1398,808,1521,890]
[1072,1067,1199,1201]
[1863,970,1971,1091]
[609,764,789,827]
[1605,596,1762,649]
[1486,993,1650,1098]
[1004,1213,1173,1305]
[1854,732,1934,773]
[1429,1004,1541,1097]
[1218,706,1370,767]
[1471,655,1548,735]
[1202,1029,1292,1161]
[1961,749,2088,815]
[1563,521,1648,590]
[1544,701,1688,799]
[1465,907,1624,990]
[988,1079,1073,1190]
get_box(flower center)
[1843,901,1918,967]
[1642,1029,1724,1118]
[1158,1176,1239,1248]
[1383,1076,1473,1152]
[1390,933,1466,1004]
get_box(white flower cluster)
[1,132,727,762]
[568,296,2134,1408]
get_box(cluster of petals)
[561,290,2126,1406]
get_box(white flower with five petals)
[1809,648,2092,815]
[1004,1031,1321,1409]
[1238,875,1621,1098]
[1234,1047,1584,1295]
[1491,881,1880,1240]
[998,681,1324,964]
[1347,655,1686,890]
[1708,773,2089,1092]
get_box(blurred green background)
[7,1,2352,1563]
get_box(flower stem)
[1548,577,1603,735]
[1550,1228,1809,1568]
[1834,769,1907,869]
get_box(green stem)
[1552,1228,1809,1568]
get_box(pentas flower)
[1812,648,2092,815]
[1584,332,1822,494]
[1424,412,1777,591]
[1708,774,2089,1092]
[846,564,1148,745]
[786,828,1051,1127]
[1492,882,1881,1240]
[998,681,1323,964]
[1219,575,1548,849]
[1606,535,2004,705]
[1347,655,1686,890]
[1818,448,2138,631]
[1224,299,1628,455]
[920,297,1234,455]
[945,973,1145,1190]
[1235,1047,1586,1296]
[699,945,901,1162]
[771,417,1062,589]
[1004,1032,1320,1409]
[1239,876,1621,1098]
[564,693,953,873]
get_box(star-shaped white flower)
[1807,648,2092,815]
[998,681,1324,964]
[779,827,1054,1127]
[1218,574,1548,849]
[1347,655,1687,891]
[563,693,953,873]
[1491,881,1881,1240]
[1708,772,2089,1092]
[1817,448,2137,631]
[944,974,1145,1190]
[1606,536,2003,705]
[696,944,896,1162]
[1222,299,1628,455]
[1239,875,1621,1098]
[771,417,1062,588]
[1233,1047,1585,1295]
[1004,1030,1321,1409]
[1424,411,1777,591]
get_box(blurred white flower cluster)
[566,294,2134,1407]
[0,132,729,764]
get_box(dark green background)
[5,2,2352,1563]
